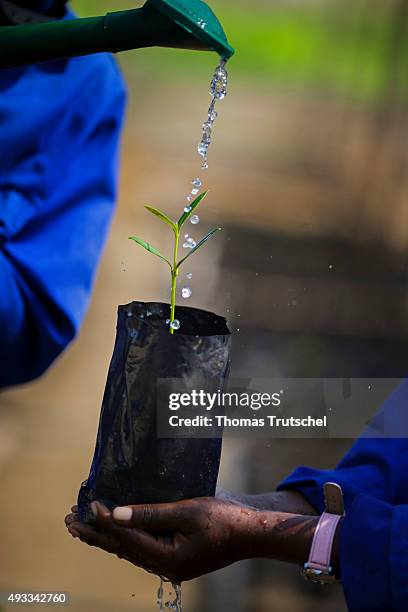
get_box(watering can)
[0,0,234,70]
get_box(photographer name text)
[168,415,327,429]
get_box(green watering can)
[0,0,234,70]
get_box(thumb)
[112,501,194,531]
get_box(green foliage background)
[72,0,408,103]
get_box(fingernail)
[113,506,132,521]
[90,501,98,517]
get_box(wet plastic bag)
[78,301,231,522]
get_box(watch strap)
[324,481,344,515]
[302,482,344,583]
[305,511,342,572]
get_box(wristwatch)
[301,482,344,584]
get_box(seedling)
[129,191,221,334]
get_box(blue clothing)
[279,379,408,611]
[18,1,61,11]
[0,23,126,387]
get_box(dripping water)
[157,578,182,612]
[175,58,229,313]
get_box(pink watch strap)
[306,511,342,572]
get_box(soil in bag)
[78,301,231,522]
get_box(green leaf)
[144,206,177,233]
[128,236,172,268]
[177,191,208,229]
[177,227,222,267]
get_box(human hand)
[65,497,318,583]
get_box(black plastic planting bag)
[78,301,231,522]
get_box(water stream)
[157,578,182,612]
[177,58,228,315]
[183,57,228,217]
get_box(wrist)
[259,513,319,564]
[231,509,319,564]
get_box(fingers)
[65,504,126,558]
[65,500,183,578]
[89,501,128,541]
[90,501,165,561]
[92,502,164,555]
[65,512,79,526]
[65,504,79,528]
[68,521,121,555]
[111,500,196,531]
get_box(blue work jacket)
[279,379,408,611]
[0,9,126,387]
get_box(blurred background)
[2,0,408,609]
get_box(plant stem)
[170,229,179,335]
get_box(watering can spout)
[0,0,234,70]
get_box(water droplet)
[170,319,180,330]
[236,328,240,332]
[192,178,202,188]
[190,214,200,225]
[157,578,165,611]
[184,205,192,213]
[184,234,189,238]
[186,272,193,279]
[181,287,192,299]
[186,195,192,202]
[191,188,200,196]
[166,319,170,324]
[210,62,228,100]
[198,143,208,157]
[209,109,218,122]
[329,264,333,270]
[202,121,212,139]
[183,238,196,249]
[201,160,209,170]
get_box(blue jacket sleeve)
[338,493,408,611]
[278,380,408,512]
[0,57,126,388]
[278,380,408,610]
